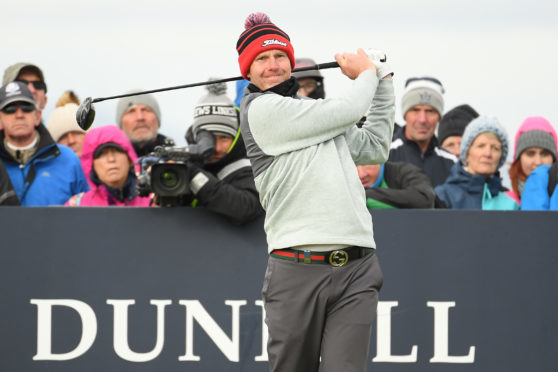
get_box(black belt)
[270,246,374,267]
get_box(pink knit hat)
[513,116,558,161]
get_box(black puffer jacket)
[186,133,263,225]
[365,162,440,209]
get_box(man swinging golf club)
[236,12,395,372]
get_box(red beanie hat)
[236,13,295,79]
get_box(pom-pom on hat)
[460,115,509,169]
[513,116,557,162]
[190,79,239,140]
[236,12,295,79]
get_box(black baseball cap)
[93,142,126,159]
[0,81,37,111]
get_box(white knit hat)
[47,103,85,142]
[401,76,445,117]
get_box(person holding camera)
[65,125,151,207]
[178,81,263,224]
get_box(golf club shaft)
[92,61,340,103]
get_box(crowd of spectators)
[1,60,557,214]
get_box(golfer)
[236,13,395,372]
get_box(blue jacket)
[521,164,558,210]
[0,124,89,206]
[435,162,519,210]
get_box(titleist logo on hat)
[262,39,287,47]
[194,105,237,118]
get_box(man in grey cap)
[3,62,48,111]
[292,58,326,99]
[389,76,457,187]
[0,81,88,205]
[116,91,175,157]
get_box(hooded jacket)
[66,125,150,206]
[435,161,518,210]
[0,124,88,206]
[389,126,457,187]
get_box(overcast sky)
[4,0,557,158]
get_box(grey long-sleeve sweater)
[240,70,395,252]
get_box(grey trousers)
[262,250,383,372]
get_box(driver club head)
[76,97,96,130]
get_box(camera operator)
[179,81,263,224]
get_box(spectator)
[180,81,263,224]
[0,82,88,206]
[521,162,558,210]
[357,161,438,209]
[292,57,325,99]
[435,115,518,210]
[66,125,151,206]
[507,116,557,204]
[389,76,457,186]
[3,62,48,112]
[0,160,19,205]
[47,103,86,157]
[438,104,479,158]
[234,79,250,108]
[56,90,80,107]
[116,91,175,157]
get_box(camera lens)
[159,169,180,189]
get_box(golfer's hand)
[335,48,376,80]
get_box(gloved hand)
[364,48,393,79]
[186,161,212,195]
[185,161,203,182]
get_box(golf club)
[76,51,387,130]
[76,61,341,130]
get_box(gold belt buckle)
[329,250,349,266]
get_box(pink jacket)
[65,125,151,207]
[507,117,558,204]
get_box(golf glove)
[365,48,393,79]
